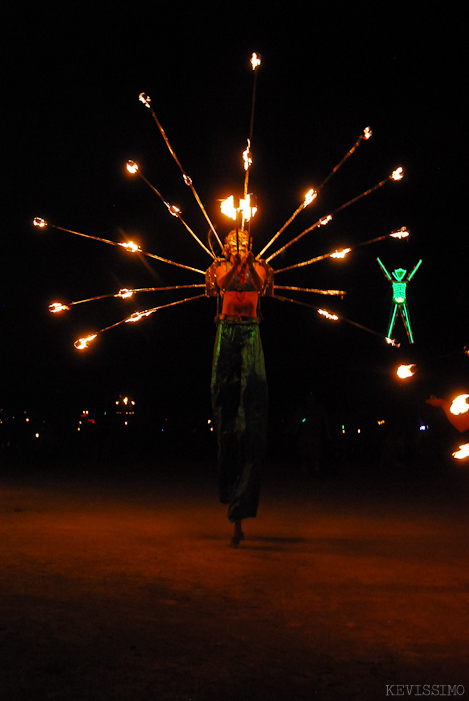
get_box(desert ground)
[1,446,468,701]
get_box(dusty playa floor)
[1,461,468,701]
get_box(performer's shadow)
[240,536,309,551]
[202,535,309,551]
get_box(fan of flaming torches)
[32,54,468,459]
[33,53,409,353]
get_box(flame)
[242,194,257,221]
[390,227,410,239]
[452,443,469,460]
[74,334,97,350]
[243,140,252,171]
[220,195,237,220]
[385,337,400,347]
[363,126,372,140]
[33,217,47,228]
[450,394,469,415]
[330,248,351,259]
[138,92,151,109]
[118,241,141,253]
[318,309,339,321]
[397,364,416,379]
[251,53,261,70]
[125,310,153,323]
[220,195,257,222]
[115,289,133,299]
[167,204,181,217]
[319,215,332,226]
[303,189,317,207]
[391,167,404,181]
[49,302,70,313]
[126,160,139,174]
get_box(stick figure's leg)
[400,303,414,344]
[387,304,398,339]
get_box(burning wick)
[74,334,97,350]
[138,92,151,109]
[390,227,410,239]
[125,311,153,323]
[115,289,133,299]
[126,160,139,174]
[33,217,47,228]
[451,394,469,415]
[330,248,351,259]
[118,241,141,253]
[303,189,317,207]
[318,309,339,321]
[453,444,469,460]
[397,364,416,379]
[391,167,404,181]
[243,141,252,171]
[49,302,70,313]
[251,53,261,70]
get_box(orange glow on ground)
[0,465,468,698]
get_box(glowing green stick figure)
[377,257,422,344]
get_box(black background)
[3,1,467,438]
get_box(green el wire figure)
[377,257,422,344]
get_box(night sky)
[3,3,467,430]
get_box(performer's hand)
[245,251,255,268]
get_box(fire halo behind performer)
[210,230,269,547]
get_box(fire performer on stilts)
[210,229,269,547]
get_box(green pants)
[211,319,268,523]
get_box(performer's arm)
[216,255,241,291]
[246,251,266,291]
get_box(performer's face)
[226,235,249,258]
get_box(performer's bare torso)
[216,247,266,318]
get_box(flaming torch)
[74,334,97,350]
[452,444,469,460]
[450,394,469,416]
[397,364,416,379]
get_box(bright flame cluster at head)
[450,394,469,416]
[33,217,47,228]
[318,309,339,321]
[391,167,404,181]
[118,241,141,253]
[138,92,151,109]
[397,364,416,379]
[220,195,257,222]
[74,334,97,350]
[319,215,332,226]
[390,227,410,239]
[363,127,372,140]
[49,302,70,313]
[330,248,351,259]
[385,337,400,347]
[126,160,139,174]
[251,53,261,70]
